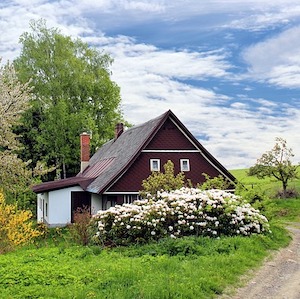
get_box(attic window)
[150,159,160,172]
[180,159,190,172]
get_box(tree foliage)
[14,19,123,178]
[199,173,232,190]
[140,160,187,197]
[248,137,299,195]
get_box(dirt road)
[221,223,300,299]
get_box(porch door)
[103,195,123,210]
[71,191,91,223]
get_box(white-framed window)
[180,159,190,172]
[123,194,140,204]
[150,159,160,171]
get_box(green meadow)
[0,169,299,299]
[231,168,300,196]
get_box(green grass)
[0,226,290,299]
[230,168,300,223]
[231,168,300,197]
[0,169,299,298]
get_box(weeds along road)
[221,223,300,299]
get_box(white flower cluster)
[93,188,270,246]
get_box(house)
[33,110,236,227]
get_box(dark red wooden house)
[33,110,236,226]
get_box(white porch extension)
[37,186,102,227]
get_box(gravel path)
[221,223,300,299]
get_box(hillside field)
[230,168,300,197]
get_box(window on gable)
[180,159,190,172]
[150,159,160,171]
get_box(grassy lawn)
[0,227,290,299]
[0,170,299,299]
[231,168,300,198]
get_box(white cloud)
[0,1,95,62]
[107,45,231,80]
[98,36,300,168]
[73,0,165,13]
[243,26,300,88]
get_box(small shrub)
[68,206,92,246]
[235,184,272,212]
[199,173,232,190]
[276,188,299,199]
[164,237,199,256]
[0,192,42,253]
[140,160,186,197]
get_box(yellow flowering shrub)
[0,192,42,253]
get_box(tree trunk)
[62,158,66,179]
[55,158,61,180]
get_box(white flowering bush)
[92,188,270,246]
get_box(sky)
[1,0,300,169]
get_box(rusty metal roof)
[81,157,115,178]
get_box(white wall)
[48,186,83,226]
[37,192,48,223]
[36,187,104,227]
[91,193,102,215]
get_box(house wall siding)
[108,120,221,192]
[108,152,221,192]
[145,118,197,150]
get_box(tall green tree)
[248,137,299,196]
[14,19,123,178]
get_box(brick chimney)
[114,123,124,140]
[80,132,90,173]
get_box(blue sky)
[1,0,300,169]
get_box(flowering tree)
[92,188,270,246]
[248,137,299,196]
[0,61,32,196]
[0,61,52,206]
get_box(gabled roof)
[32,110,236,194]
[80,110,169,193]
